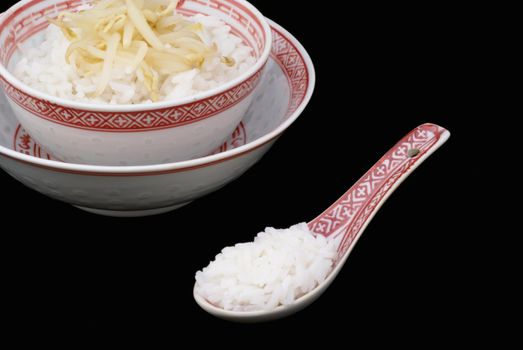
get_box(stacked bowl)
[0,0,315,216]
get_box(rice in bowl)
[13,0,255,105]
[0,0,271,165]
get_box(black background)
[1,0,488,339]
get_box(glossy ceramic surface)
[0,0,272,164]
[194,123,451,322]
[0,19,315,216]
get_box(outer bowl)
[0,0,272,165]
[0,19,315,217]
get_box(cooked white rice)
[14,13,254,104]
[195,223,337,311]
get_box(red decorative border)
[0,0,267,132]
[307,124,448,264]
[13,121,247,160]
[1,23,311,176]
[0,71,262,132]
[270,28,309,115]
[12,124,53,159]
[210,121,247,154]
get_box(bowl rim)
[0,18,315,176]
[0,0,272,112]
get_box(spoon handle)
[308,123,450,259]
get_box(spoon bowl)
[194,123,450,322]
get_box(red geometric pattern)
[0,71,262,132]
[14,122,247,160]
[12,124,53,160]
[0,0,266,132]
[307,124,448,263]
[270,28,309,115]
[2,22,313,177]
[210,122,247,154]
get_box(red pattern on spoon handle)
[308,123,450,263]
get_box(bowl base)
[74,202,192,217]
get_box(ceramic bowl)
[0,0,272,165]
[0,19,315,217]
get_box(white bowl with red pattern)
[0,19,315,217]
[0,0,272,165]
